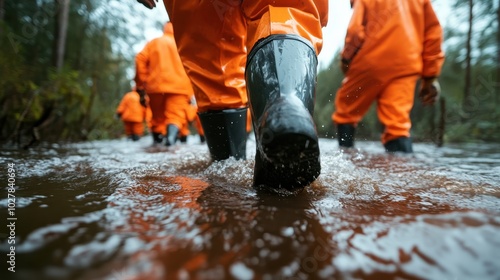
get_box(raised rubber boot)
[384,137,413,153]
[165,124,180,147]
[198,108,247,161]
[246,34,321,192]
[152,132,163,145]
[337,124,355,148]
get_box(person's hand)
[136,0,158,9]
[137,89,147,107]
[419,77,441,106]
[340,58,350,75]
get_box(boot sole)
[253,132,320,193]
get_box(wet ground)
[0,136,499,280]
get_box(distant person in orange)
[136,0,328,192]
[135,21,194,146]
[116,88,152,141]
[332,0,444,153]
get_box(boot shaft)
[198,108,248,161]
[152,132,163,144]
[384,137,413,153]
[337,124,355,148]
[246,34,317,125]
[165,124,179,146]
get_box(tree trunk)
[462,0,473,110]
[0,0,4,21]
[80,74,99,140]
[53,0,70,71]
[26,0,72,147]
[437,98,446,147]
[0,0,5,35]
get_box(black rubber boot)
[198,108,247,161]
[130,134,140,142]
[179,135,188,143]
[384,137,413,153]
[337,124,355,148]
[246,34,321,192]
[199,135,206,143]
[152,132,163,145]
[165,124,180,147]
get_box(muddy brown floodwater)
[0,136,499,280]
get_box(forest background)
[0,0,499,148]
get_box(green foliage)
[0,0,152,146]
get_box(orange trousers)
[180,103,197,137]
[123,121,144,136]
[148,93,190,135]
[180,115,206,138]
[333,74,419,144]
[163,0,327,112]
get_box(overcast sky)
[136,1,452,69]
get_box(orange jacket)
[116,91,150,123]
[135,22,193,95]
[342,0,445,79]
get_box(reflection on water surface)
[0,137,499,279]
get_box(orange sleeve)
[422,0,445,78]
[315,0,328,28]
[341,0,366,62]
[134,43,150,90]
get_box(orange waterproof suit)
[162,0,328,113]
[135,22,194,135]
[179,95,200,139]
[332,0,445,144]
[116,91,151,136]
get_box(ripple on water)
[1,138,499,279]
[328,211,500,279]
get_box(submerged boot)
[152,132,163,145]
[130,134,140,142]
[246,34,321,192]
[384,137,413,153]
[198,108,247,161]
[165,124,180,146]
[337,124,355,148]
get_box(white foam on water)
[230,262,255,280]
[0,195,46,208]
[330,211,500,279]
[15,223,80,253]
[64,234,122,268]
